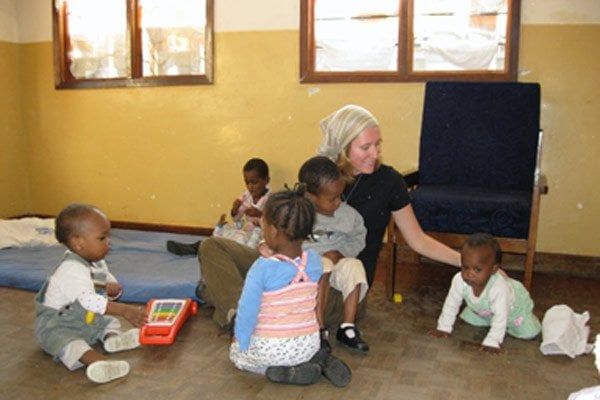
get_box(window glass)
[54,0,213,88]
[413,0,508,72]
[66,0,130,79]
[314,0,398,71]
[301,0,519,82]
[141,0,207,77]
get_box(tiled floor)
[1,258,598,399]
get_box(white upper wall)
[0,0,18,42]
[522,0,600,24]
[1,0,600,43]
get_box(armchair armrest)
[536,173,549,195]
[402,168,419,189]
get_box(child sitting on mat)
[230,187,351,387]
[34,204,146,384]
[167,157,271,255]
[429,233,541,353]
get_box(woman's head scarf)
[317,104,379,161]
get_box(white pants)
[230,332,320,374]
[322,257,368,302]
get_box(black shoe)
[310,348,351,387]
[166,240,200,256]
[195,281,213,307]
[266,362,321,386]
[219,308,236,338]
[195,281,205,299]
[320,328,332,353]
[336,325,369,354]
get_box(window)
[53,0,214,89]
[300,0,520,83]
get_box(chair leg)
[386,241,397,301]
[523,247,534,290]
[523,183,544,290]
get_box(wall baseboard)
[9,214,213,236]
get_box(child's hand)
[230,199,242,218]
[121,304,147,327]
[480,345,504,354]
[256,240,274,258]
[428,329,450,338]
[243,207,262,218]
[106,302,147,327]
[322,250,343,265]
[105,282,123,300]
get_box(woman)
[198,104,460,333]
[317,104,461,286]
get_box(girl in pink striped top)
[229,187,323,378]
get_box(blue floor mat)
[0,228,205,303]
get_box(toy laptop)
[139,298,198,345]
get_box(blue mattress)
[0,228,205,303]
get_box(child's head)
[460,233,502,289]
[261,186,316,249]
[55,204,111,262]
[243,158,270,201]
[298,156,344,217]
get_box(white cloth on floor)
[566,334,600,400]
[0,217,57,248]
[568,386,600,400]
[539,304,593,358]
[595,333,600,374]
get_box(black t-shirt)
[343,164,410,284]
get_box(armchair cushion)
[411,185,532,239]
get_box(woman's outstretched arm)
[392,204,461,267]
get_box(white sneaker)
[104,328,141,353]
[86,360,130,384]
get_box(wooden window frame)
[300,0,520,83]
[53,0,214,89]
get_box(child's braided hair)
[262,184,316,242]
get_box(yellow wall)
[519,25,600,256]
[2,24,600,257]
[18,31,427,227]
[0,41,31,216]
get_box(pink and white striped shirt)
[254,252,319,339]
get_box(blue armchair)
[386,81,548,299]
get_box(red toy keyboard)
[139,298,198,345]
